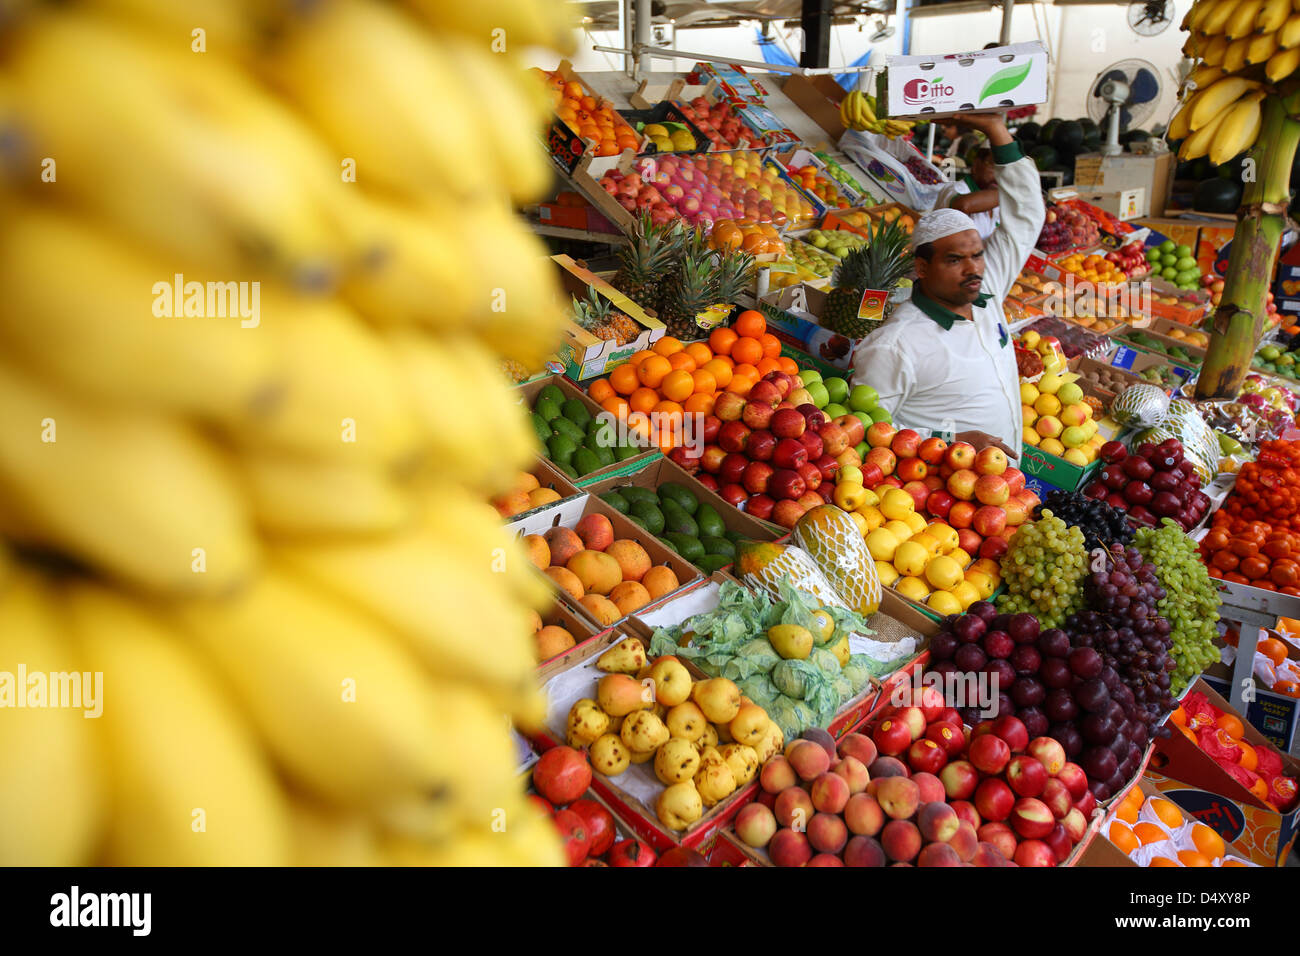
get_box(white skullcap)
[911,207,979,250]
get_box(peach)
[774,787,814,830]
[867,756,909,780]
[535,625,575,661]
[579,594,620,626]
[493,490,530,517]
[939,760,978,801]
[843,834,886,867]
[786,739,831,781]
[977,822,1018,861]
[527,608,543,632]
[544,527,583,566]
[641,565,680,599]
[521,534,550,570]
[950,800,981,830]
[808,853,845,866]
[810,772,850,814]
[917,842,962,867]
[843,793,885,836]
[769,828,813,867]
[874,776,920,820]
[832,755,870,794]
[544,566,585,601]
[917,801,960,843]
[949,821,979,862]
[734,802,778,848]
[807,812,848,855]
[606,539,651,581]
[1010,797,1055,840]
[1041,778,1073,820]
[1013,839,1055,867]
[800,727,838,764]
[609,580,652,615]
[973,842,1012,867]
[880,819,921,862]
[575,513,615,552]
[568,550,622,595]
[911,772,946,804]
[837,732,877,767]
[760,755,798,794]
[896,706,926,741]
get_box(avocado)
[530,413,553,443]
[588,419,617,451]
[534,396,562,422]
[619,486,660,508]
[661,499,699,537]
[550,416,585,444]
[695,504,725,540]
[572,447,601,477]
[547,433,577,465]
[614,443,642,461]
[591,442,616,468]
[630,501,665,535]
[700,536,735,560]
[661,533,705,563]
[556,462,579,480]
[601,490,630,514]
[658,481,699,515]
[694,554,733,574]
[561,398,593,427]
[538,384,565,407]
[723,529,746,544]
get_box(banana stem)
[1195,88,1300,399]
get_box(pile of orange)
[1108,790,1232,866]
[587,311,796,453]
[538,70,640,157]
[710,219,787,255]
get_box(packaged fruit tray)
[619,102,710,156]
[543,61,644,157]
[518,374,658,483]
[507,493,703,632]
[1019,316,1113,362]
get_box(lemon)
[875,559,900,587]
[926,523,959,553]
[927,590,964,616]
[1020,382,1040,405]
[950,580,982,610]
[1034,393,1062,417]
[903,511,929,535]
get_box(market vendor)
[852,112,1044,459]
[935,146,1000,239]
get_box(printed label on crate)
[693,303,734,331]
[857,288,888,322]
[544,119,587,175]
[766,261,797,274]
[1157,786,1250,845]
[1110,344,1138,371]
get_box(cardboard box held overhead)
[883,42,1049,119]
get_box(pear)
[566,698,609,745]
[656,781,704,830]
[597,673,651,717]
[654,737,702,785]
[829,635,851,668]
[754,720,784,764]
[589,733,630,776]
[768,624,813,660]
[620,710,669,752]
[692,677,741,723]
[694,753,738,808]
[718,744,759,786]
[596,637,646,675]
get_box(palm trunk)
[1195,92,1300,400]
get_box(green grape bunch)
[996,510,1088,628]
[1134,519,1222,695]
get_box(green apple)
[805,381,830,408]
[854,441,869,459]
[823,377,849,404]
[824,402,849,419]
[1159,239,1175,253]
[1175,244,1192,259]
[869,407,892,423]
[1146,247,1162,263]
[853,410,874,432]
[798,368,823,387]
[848,384,879,412]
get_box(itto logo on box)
[902,76,955,106]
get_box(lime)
[1175,244,1193,259]
[1159,239,1175,253]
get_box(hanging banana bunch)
[840,88,917,139]
[0,0,569,866]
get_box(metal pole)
[590,44,882,76]
[1000,0,1013,45]
[926,123,936,162]
[634,0,651,79]
[800,0,831,69]
[621,0,632,77]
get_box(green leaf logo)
[979,61,1032,102]
[932,76,942,84]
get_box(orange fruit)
[588,379,614,404]
[1151,799,1184,830]
[778,357,799,376]
[731,336,763,367]
[732,363,759,382]
[683,392,715,415]
[756,357,781,377]
[734,310,766,338]
[1116,800,1141,825]
[709,327,738,356]
[1109,822,1140,855]
[601,395,630,418]
[660,369,695,403]
[652,399,683,418]
[1190,824,1225,859]
[1132,823,1169,845]
[1177,850,1212,867]
[628,387,658,415]
[1221,859,1249,867]
[759,332,782,359]
[595,141,619,156]
[701,358,733,388]
[726,375,754,397]
[667,352,697,373]
[637,355,671,388]
[1170,705,1188,727]
[579,95,597,111]
[563,81,584,99]
[1149,857,1181,867]
[1178,724,1199,745]
[691,369,717,394]
[628,349,656,367]
[609,364,639,395]
[1238,740,1257,771]
[684,342,713,366]
[1250,778,1270,801]
[653,336,684,357]
[1216,713,1244,738]
[1259,637,1288,666]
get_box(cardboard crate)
[545,60,644,153]
[838,129,947,211]
[1115,315,1208,369]
[535,598,605,673]
[770,146,872,210]
[1144,277,1211,326]
[779,73,849,140]
[514,374,659,483]
[506,493,703,630]
[619,101,710,156]
[1073,151,1176,218]
[821,202,920,238]
[684,62,771,104]
[552,255,666,382]
[882,42,1049,119]
[707,829,767,866]
[1201,673,1299,757]
[1105,342,1197,385]
[1021,445,1103,496]
[759,284,870,372]
[1073,188,1146,223]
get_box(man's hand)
[949,112,1012,147]
[955,430,1017,459]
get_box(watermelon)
[1195,177,1242,214]
[1016,121,1042,143]
[1030,144,1059,171]
[1052,120,1085,155]
[1041,118,1062,143]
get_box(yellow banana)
[70,582,290,865]
[1203,33,1231,64]
[274,529,538,692]
[1180,94,1239,158]
[383,807,564,866]
[7,13,346,286]
[1223,35,1253,70]
[1246,32,1279,62]
[402,0,577,55]
[1192,0,1228,31]
[1266,43,1300,78]
[237,451,415,539]
[173,569,520,815]
[0,574,104,865]
[1190,77,1261,129]
[76,0,283,57]
[1167,99,1195,140]
[288,799,386,867]
[1226,0,1265,37]
[0,360,258,596]
[1205,0,1247,33]
[0,206,278,421]
[265,0,492,203]
[1209,91,1266,163]
[1186,64,1227,89]
[1257,0,1292,31]
[1184,30,1209,56]
[1280,12,1300,46]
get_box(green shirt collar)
[911,284,991,330]
[962,173,979,192]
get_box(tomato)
[1225,571,1249,584]
[1271,560,1300,588]
[1230,538,1260,558]
[1212,550,1241,572]
[1241,555,1271,580]
[1263,538,1293,560]
[1204,529,1232,552]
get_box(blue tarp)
[754,29,874,90]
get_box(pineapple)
[612,211,684,314]
[570,287,621,343]
[658,251,720,340]
[823,218,914,339]
[713,248,757,306]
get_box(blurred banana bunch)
[0,0,572,866]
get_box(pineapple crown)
[714,247,756,302]
[832,217,913,293]
[570,286,611,329]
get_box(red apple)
[979,536,1009,561]
[771,438,808,471]
[742,400,775,431]
[833,414,866,447]
[797,430,824,461]
[973,447,1008,476]
[798,404,827,430]
[768,468,806,501]
[701,446,727,474]
[695,473,719,493]
[918,437,949,465]
[714,392,746,422]
[814,454,840,483]
[771,498,806,528]
[796,461,823,493]
[745,429,776,462]
[746,494,775,520]
[945,442,977,470]
[797,489,825,511]
[896,457,928,482]
[701,415,721,444]
[948,501,976,529]
[866,422,897,448]
[947,469,979,501]
[972,505,1007,537]
[719,483,748,508]
[719,452,749,485]
[865,446,896,476]
[923,474,945,491]
[926,489,956,520]
[890,429,922,460]
[742,461,774,495]
[818,422,850,457]
[1002,466,1026,495]
[762,370,793,397]
[771,407,806,439]
[902,480,930,511]
[973,474,1010,507]
[859,461,885,488]
[1002,497,1029,526]
[748,380,782,406]
[717,420,751,454]
[956,529,982,555]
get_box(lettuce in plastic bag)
[737,637,780,673]
[737,674,781,711]
[810,647,841,678]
